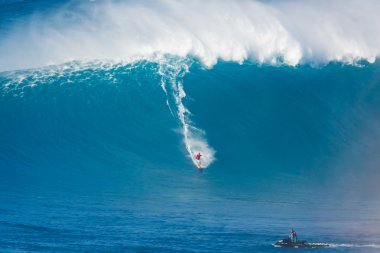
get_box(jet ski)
[274,238,329,248]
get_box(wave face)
[1,0,380,71]
[2,59,380,193]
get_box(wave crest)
[0,0,380,71]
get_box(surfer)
[195,152,202,169]
[290,228,297,243]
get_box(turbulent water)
[1,0,380,252]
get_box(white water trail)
[159,59,215,168]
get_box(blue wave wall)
[2,61,380,199]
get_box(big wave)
[2,0,380,188]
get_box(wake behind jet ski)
[273,229,329,248]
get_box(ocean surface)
[1,1,380,252]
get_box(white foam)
[1,0,380,71]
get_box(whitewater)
[1,0,380,252]
[1,0,380,71]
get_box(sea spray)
[2,0,380,71]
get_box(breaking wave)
[1,0,380,71]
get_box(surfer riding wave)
[195,152,202,169]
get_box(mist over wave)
[1,0,380,71]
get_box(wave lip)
[1,0,380,71]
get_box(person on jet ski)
[289,228,297,243]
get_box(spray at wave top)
[159,59,215,168]
[1,0,380,71]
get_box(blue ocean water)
[1,1,380,252]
